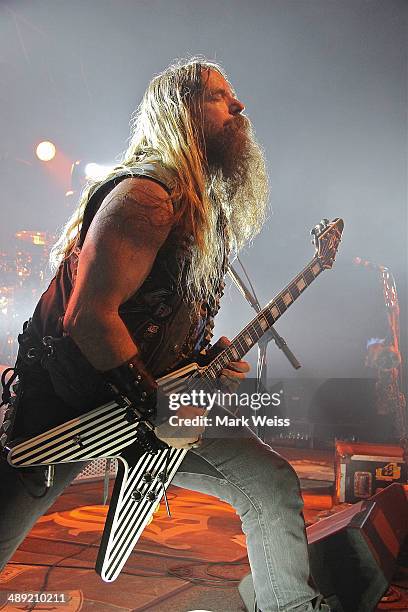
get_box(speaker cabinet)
[307,483,408,612]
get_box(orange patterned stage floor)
[0,448,406,612]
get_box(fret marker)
[283,293,292,306]
[271,306,279,318]
[297,278,306,291]
[259,316,268,330]
[231,348,238,360]
[312,263,320,276]
[245,334,252,346]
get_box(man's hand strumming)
[154,404,207,450]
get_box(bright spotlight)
[36,141,56,161]
[85,163,114,181]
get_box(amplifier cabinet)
[335,440,407,503]
[307,484,408,612]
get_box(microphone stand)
[228,263,301,441]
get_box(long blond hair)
[50,57,268,303]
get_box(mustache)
[224,114,250,132]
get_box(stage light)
[85,162,114,181]
[36,141,56,161]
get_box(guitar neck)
[205,256,324,379]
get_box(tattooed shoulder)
[98,177,174,228]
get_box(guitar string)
[203,257,324,383]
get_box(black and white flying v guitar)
[6,217,344,581]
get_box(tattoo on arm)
[90,180,175,252]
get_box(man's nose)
[230,98,245,115]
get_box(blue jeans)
[0,460,87,569]
[173,430,329,612]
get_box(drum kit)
[0,230,52,367]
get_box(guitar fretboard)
[204,256,323,381]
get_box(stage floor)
[0,447,406,612]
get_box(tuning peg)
[310,218,330,245]
[310,225,320,246]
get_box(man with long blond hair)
[0,59,328,611]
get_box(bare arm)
[63,177,174,371]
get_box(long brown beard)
[206,114,269,248]
[205,115,250,179]
[183,115,269,306]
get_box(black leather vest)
[30,163,226,379]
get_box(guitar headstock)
[310,218,344,269]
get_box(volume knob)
[131,490,143,502]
